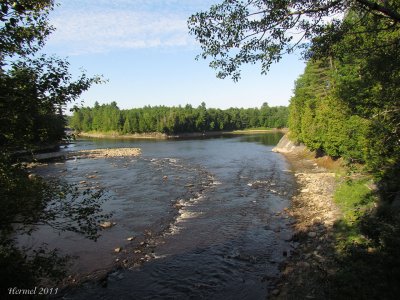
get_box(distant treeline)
[69,102,288,134]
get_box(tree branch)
[356,0,400,22]
[289,0,342,16]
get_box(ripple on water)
[30,134,296,299]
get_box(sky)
[42,0,306,113]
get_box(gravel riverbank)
[271,135,341,299]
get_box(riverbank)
[271,134,342,299]
[76,128,287,140]
[271,134,400,299]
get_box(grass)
[334,177,375,224]
[329,176,400,299]
[332,178,375,255]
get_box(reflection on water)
[29,133,295,299]
[239,132,283,146]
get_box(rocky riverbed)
[71,148,141,159]
[271,134,341,299]
[28,147,141,165]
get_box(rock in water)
[100,221,114,229]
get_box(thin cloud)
[46,0,217,55]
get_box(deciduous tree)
[188,0,400,80]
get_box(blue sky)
[42,0,306,112]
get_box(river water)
[31,133,296,299]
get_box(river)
[30,132,296,299]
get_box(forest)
[69,102,289,134]
[287,9,399,202]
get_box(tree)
[188,0,400,81]
[122,113,132,134]
[1,56,101,150]
[195,102,208,131]
[0,0,107,294]
[331,9,400,194]
[0,0,55,58]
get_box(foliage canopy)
[188,0,400,80]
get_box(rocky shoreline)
[271,134,341,299]
[28,147,141,164]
